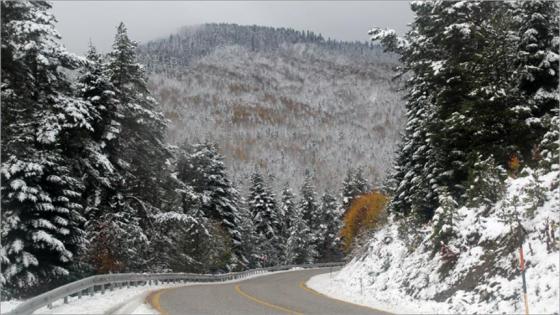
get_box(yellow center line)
[147,288,172,315]
[299,281,388,314]
[234,284,304,315]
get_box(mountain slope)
[138,23,404,191]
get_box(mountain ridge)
[137,23,404,192]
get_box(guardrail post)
[78,290,82,299]
[64,296,69,304]
[47,303,53,309]
[89,286,94,297]
[101,284,105,294]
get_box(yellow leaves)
[340,191,387,253]
[508,153,520,177]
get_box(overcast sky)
[52,1,413,54]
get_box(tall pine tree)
[1,0,93,294]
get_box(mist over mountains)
[137,23,404,191]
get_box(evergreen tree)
[318,190,342,261]
[1,1,92,293]
[177,143,246,270]
[247,171,281,266]
[278,185,297,262]
[299,172,320,262]
[515,0,559,161]
[465,154,507,210]
[371,1,554,221]
[430,190,459,251]
[539,109,559,171]
[89,22,172,272]
[237,201,260,268]
[340,167,370,213]
[284,207,316,264]
[106,22,170,213]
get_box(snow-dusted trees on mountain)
[1,0,92,294]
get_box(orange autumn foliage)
[341,191,388,253]
[508,153,521,177]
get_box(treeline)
[0,1,373,299]
[371,0,558,238]
[138,23,384,73]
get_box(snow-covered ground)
[308,170,560,314]
[1,268,305,314]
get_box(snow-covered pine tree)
[373,1,536,221]
[88,22,172,272]
[237,201,260,268]
[340,169,356,212]
[515,0,559,163]
[340,167,370,214]
[538,109,559,172]
[465,154,507,211]
[75,44,119,210]
[106,22,170,213]
[352,167,370,196]
[247,171,281,266]
[430,189,459,252]
[177,143,246,270]
[278,185,297,262]
[284,206,317,265]
[298,172,321,262]
[1,0,93,294]
[370,2,440,220]
[75,44,124,274]
[317,190,342,261]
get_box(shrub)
[341,191,388,253]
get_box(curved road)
[148,268,389,315]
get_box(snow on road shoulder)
[0,300,22,313]
[308,170,560,314]
[307,271,447,314]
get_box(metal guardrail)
[7,262,344,315]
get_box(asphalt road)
[148,268,390,315]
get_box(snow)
[308,170,560,314]
[1,300,22,313]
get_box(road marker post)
[360,277,363,295]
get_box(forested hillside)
[322,1,560,313]
[137,24,404,190]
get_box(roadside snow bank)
[0,300,22,313]
[309,170,559,314]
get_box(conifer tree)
[299,172,320,262]
[430,190,459,251]
[465,154,507,210]
[88,22,172,272]
[340,168,370,213]
[1,0,92,293]
[247,171,281,266]
[284,207,316,264]
[515,0,559,160]
[106,22,170,212]
[177,143,246,270]
[278,185,297,261]
[318,190,342,261]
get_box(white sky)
[51,1,413,54]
